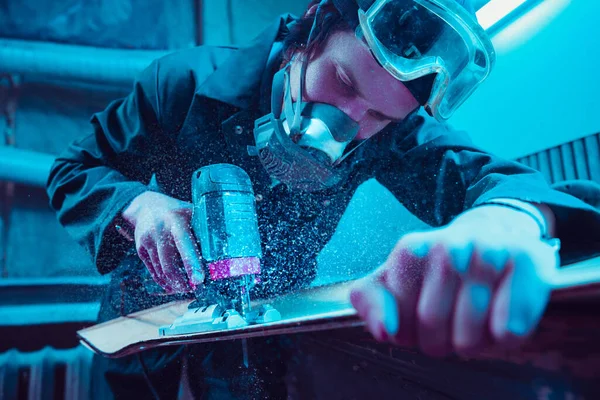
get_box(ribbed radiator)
[0,346,94,400]
[516,132,600,185]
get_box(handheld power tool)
[159,164,281,337]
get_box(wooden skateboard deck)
[78,256,600,359]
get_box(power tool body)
[159,164,281,337]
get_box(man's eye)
[336,69,355,93]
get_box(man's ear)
[305,2,320,18]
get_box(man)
[47,0,600,398]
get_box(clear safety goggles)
[356,0,496,121]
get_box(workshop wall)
[451,0,600,160]
[0,0,197,49]
[202,0,311,46]
[0,0,197,279]
[4,86,111,278]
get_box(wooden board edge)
[78,315,365,358]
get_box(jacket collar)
[197,14,294,110]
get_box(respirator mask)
[253,57,361,192]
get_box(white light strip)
[490,0,571,52]
[476,0,528,30]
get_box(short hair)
[282,1,351,63]
[281,0,480,62]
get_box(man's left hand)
[350,205,559,356]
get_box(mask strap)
[290,0,328,133]
[290,59,306,132]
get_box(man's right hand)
[122,191,205,294]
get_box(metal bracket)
[159,303,282,337]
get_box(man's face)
[288,29,420,140]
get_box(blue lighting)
[477,0,528,30]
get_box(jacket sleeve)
[375,111,600,264]
[46,55,196,275]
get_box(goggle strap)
[290,0,328,133]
